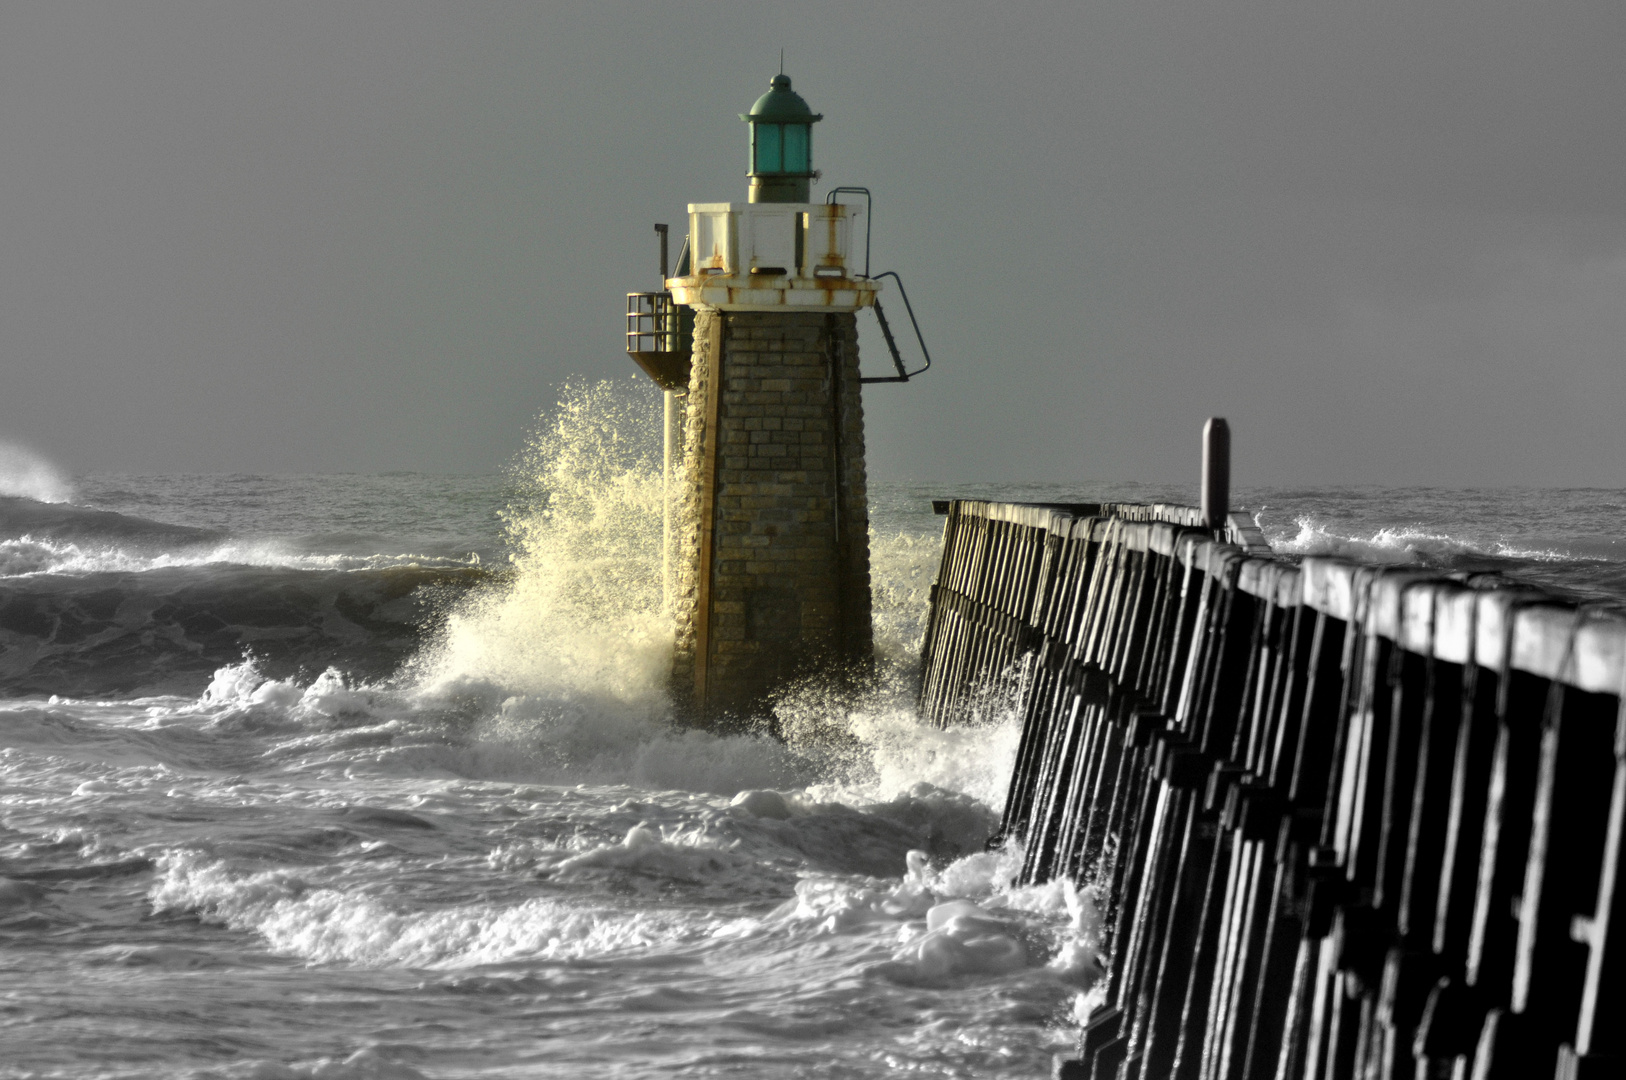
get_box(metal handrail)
[822,185,931,383]
[626,291,680,354]
[861,271,931,384]
[823,186,872,278]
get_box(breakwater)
[919,498,1622,1079]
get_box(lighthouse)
[626,73,883,724]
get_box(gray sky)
[1,1,1622,486]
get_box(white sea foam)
[149,848,702,968]
[464,678,1023,804]
[150,828,1101,1000]
[794,698,1023,809]
[773,846,1105,990]
[0,441,73,503]
[202,660,385,722]
[537,822,760,886]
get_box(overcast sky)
[1,1,1622,487]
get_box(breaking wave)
[149,821,1100,993]
[0,532,475,578]
[1268,516,1571,566]
[150,847,703,968]
[0,565,484,697]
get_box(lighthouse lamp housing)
[742,74,821,203]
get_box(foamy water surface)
[3,393,1624,1077]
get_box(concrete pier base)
[669,307,873,723]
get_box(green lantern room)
[742,74,822,204]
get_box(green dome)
[740,74,823,124]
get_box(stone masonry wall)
[669,308,872,722]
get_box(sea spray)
[0,440,73,504]
[867,526,942,673]
[405,378,671,712]
[392,378,1025,809]
[384,379,806,793]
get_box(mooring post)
[1202,417,1230,536]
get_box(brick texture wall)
[670,308,873,722]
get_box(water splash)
[404,377,673,717]
[868,527,941,673]
[0,441,73,503]
[388,377,1018,810]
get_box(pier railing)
[917,497,1623,1080]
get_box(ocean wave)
[1267,516,1574,566]
[0,532,478,578]
[477,782,1003,898]
[149,847,711,968]
[0,494,217,548]
[125,652,1018,887]
[147,829,1101,995]
[0,565,483,697]
[0,492,482,578]
[869,528,940,669]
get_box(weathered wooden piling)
[1203,418,1230,532]
[917,497,1625,1080]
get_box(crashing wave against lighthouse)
[0,377,1110,1077]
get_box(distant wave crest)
[0,564,484,697]
[0,532,476,578]
[1269,516,1571,565]
[0,494,479,578]
[0,494,219,550]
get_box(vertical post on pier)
[1203,417,1230,536]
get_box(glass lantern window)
[782,124,809,173]
[753,123,782,173]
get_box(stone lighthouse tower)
[627,73,879,724]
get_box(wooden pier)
[918,497,1623,1080]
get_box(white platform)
[666,202,880,312]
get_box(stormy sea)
[3,381,1624,1079]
